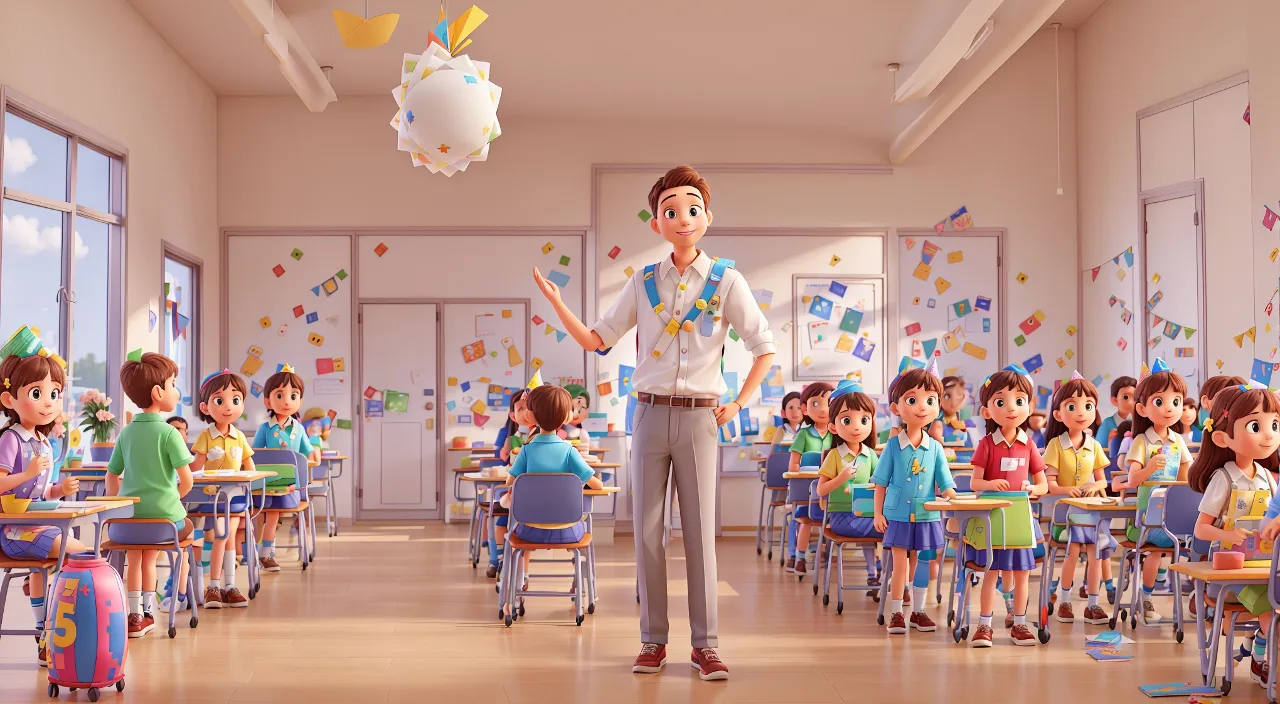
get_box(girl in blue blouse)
[251,365,318,572]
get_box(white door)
[1143,195,1203,394]
[360,303,438,514]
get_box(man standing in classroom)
[533,165,775,681]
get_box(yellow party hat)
[526,370,543,390]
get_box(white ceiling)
[128,0,1107,139]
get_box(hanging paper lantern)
[389,5,500,177]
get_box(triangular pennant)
[921,338,938,359]
[555,330,567,343]
[1184,327,1195,339]
[1234,332,1246,348]
[1247,326,1257,343]
[312,286,322,296]
[1091,267,1101,281]
[1123,248,1135,267]
[1150,315,1163,328]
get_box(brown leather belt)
[636,392,718,408]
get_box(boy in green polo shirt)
[106,351,196,638]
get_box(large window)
[162,247,200,419]
[1,92,125,457]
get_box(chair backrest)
[765,452,790,488]
[253,448,300,487]
[1269,529,1280,609]
[953,473,971,493]
[510,473,585,526]
[1162,484,1201,539]
[800,451,822,469]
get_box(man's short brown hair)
[648,165,711,215]
[120,352,178,408]
[527,385,572,432]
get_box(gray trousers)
[632,401,719,648]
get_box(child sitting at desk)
[165,416,188,444]
[788,382,834,576]
[771,391,804,452]
[190,370,255,609]
[1190,384,1280,688]
[503,385,602,577]
[301,407,331,451]
[486,388,535,578]
[251,365,318,573]
[560,384,590,441]
[106,351,196,638]
[1098,376,1137,454]
[0,334,85,664]
[815,380,880,585]
[1182,398,1203,444]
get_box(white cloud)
[2,213,88,259]
[2,135,37,174]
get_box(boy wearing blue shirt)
[1098,376,1137,454]
[504,386,603,576]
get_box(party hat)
[526,370,543,390]
[0,326,41,359]
[1150,357,1171,373]
[925,358,940,379]
[829,378,864,402]
[1070,370,1085,381]
[1139,361,1150,379]
[277,362,295,374]
[1002,363,1030,377]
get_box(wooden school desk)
[0,497,139,561]
[1170,560,1272,695]
[462,473,508,567]
[1039,496,1139,639]
[907,498,1015,643]
[187,470,277,598]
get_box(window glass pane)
[76,144,111,214]
[1,199,62,351]
[163,257,196,418]
[68,217,109,458]
[3,113,68,202]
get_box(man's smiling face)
[650,186,713,247]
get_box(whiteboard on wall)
[897,232,1002,385]
[792,276,885,392]
[226,233,354,446]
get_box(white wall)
[0,0,219,369]
[1249,0,1280,378]
[1076,0,1255,391]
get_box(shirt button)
[675,310,681,316]
[681,349,687,354]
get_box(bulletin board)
[441,302,529,448]
[896,232,1002,385]
[225,234,354,441]
[792,276,885,391]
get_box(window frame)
[0,86,128,419]
[161,242,203,409]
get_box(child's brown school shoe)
[1010,624,1038,646]
[632,643,666,674]
[887,612,907,635]
[127,613,154,638]
[1083,605,1110,625]
[784,556,795,572]
[794,558,807,575]
[260,555,281,573]
[1055,602,1075,623]
[691,648,729,681]
[37,637,47,668]
[970,624,993,648]
[203,586,224,609]
[223,587,249,608]
[909,612,936,632]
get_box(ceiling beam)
[894,0,1008,104]
[228,0,337,112]
[889,0,1067,164]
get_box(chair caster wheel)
[1038,628,1050,644]
[47,683,58,698]
[948,611,955,628]
[88,688,100,702]
[813,584,818,595]
[588,603,595,614]
[960,627,969,640]
[168,626,177,638]
[877,614,884,625]
[190,616,198,628]
[953,629,963,643]
[937,594,943,605]
[576,615,584,626]
[498,609,505,620]
[1221,680,1231,695]
[822,595,829,606]
[836,603,843,615]
[1131,617,1138,629]
[505,616,513,627]
[1176,630,1185,643]
[116,680,125,692]
[303,562,308,571]
[757,548,762,555]
[519,604,526,617]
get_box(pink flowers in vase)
[78,388,116,444]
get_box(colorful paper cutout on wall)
[975,296,991,311]
[947,250,964,264]
[934,277,951,294]
[308,332,324,347]
[273,264,286,278]
[462,340,485,362]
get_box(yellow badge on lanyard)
[911,456,925,475]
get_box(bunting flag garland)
[1088,246,1136,280]
[1234,326,1258,348]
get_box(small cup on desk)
[1,495,32,514]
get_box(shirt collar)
[990,429,1028,447]
[897,432,934,451]
[529,433,560,444]
[269,415,298,430]
[209,424,241,440]
[1056,429,1094,450]
[8,425,44,442]
[842,443,874,461]
[1223,460,1249,482]
[1143,427,1168,445]
[658,250,712,282]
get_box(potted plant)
[78,389,117,462]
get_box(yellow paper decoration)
[333,8,399,49]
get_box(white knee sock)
[223,549,237,589]
[142,591,156,614]
[128,591,141,615]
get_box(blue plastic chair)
[500,473,593,627]
[759,452,790,562]
[252,449,312,571]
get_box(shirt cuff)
[744,329,777,357]
[593,321,622,350]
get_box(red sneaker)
[970,624,993,648]
[1252,658,1269,687]
[691,648,729,681]
[632,643,666,674]
[795,558,807,575]
[909,612,937,632]
[127,613,154,638]
[1010,624,1038,646]
[887,612,907,635]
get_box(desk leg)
[1204,580,1224,688]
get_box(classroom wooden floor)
[0,522,1267,703]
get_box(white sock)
[142,591,156,614]
[979,614,993,627]
[1014,614,1027,627]
[891,599,904,614]
[911,587,927,611]
[128,591,141,615]
[223,549,237,589]
[1088,594,1099,607]
[208,578,221,590]
[1057,583,1072,603]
